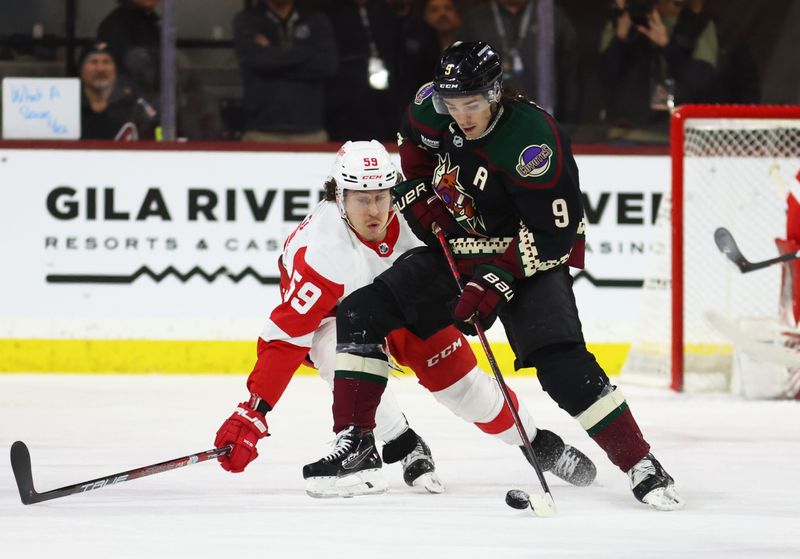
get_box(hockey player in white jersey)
[214,141,596,498]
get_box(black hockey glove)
[452,264,515,334]
[393,178,461,246]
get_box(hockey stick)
[434,228,556,517]
[715,227,800,273]
[10,440,231,505]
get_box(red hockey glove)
[393,179,461,245]
[215,398,270,473]
[453,264,515,333]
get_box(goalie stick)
[714,227,800,273]
[434,227,556,518]
[10,440,231,505]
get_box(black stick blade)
[10,441,38,505]
[714,227,749,272]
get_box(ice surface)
[1,374,799,558]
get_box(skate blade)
[642,486,685,511]
[528,492,557,517]
[305,469,389,499]
[411,471,445,494]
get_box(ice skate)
[303,426,388,498]
[522,429,597,487]
[628,453,684,511]
[400,434,444,494]
[382,428,444,494]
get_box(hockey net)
[622,105,800,392]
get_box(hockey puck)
[505,489,530,510]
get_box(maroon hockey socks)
[332,349,391,432]
[577,387,650,472]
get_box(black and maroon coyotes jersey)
[397,82,586,278]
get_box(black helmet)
[432,41,502,115]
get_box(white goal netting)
[622,109,800,392]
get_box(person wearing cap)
[79,41,156,140]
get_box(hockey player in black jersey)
[305,41,683,511]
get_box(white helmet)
[331,140,399,220]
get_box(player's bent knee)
[336,282,403,345]
[530,342,611,416]
[429,367,503,424]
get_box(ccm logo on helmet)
[438,83,459,89]
[361,175,384,180]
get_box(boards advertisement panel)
[0,147,668,373]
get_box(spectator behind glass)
[461,0,580,125]
[97,0,223,140]
[385,0,415,18]
[599,0,719,143]
[423,0,462,50]
[234,0,337,143]
[79,41,156,140]
[324,0,401,142]
[97,0,160,99]
[395,0,461,107]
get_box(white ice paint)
[1,375,799,558]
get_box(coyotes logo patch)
[515,144,553,178]
[433,154,485,235]
[414,82,435,105]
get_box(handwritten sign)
[2,78,80,139]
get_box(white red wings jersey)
[262,201,424,345]
[247,201,424,406]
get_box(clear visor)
[342,188,393,214]
[431,83,500,115]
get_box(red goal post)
[624,104,800,392]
